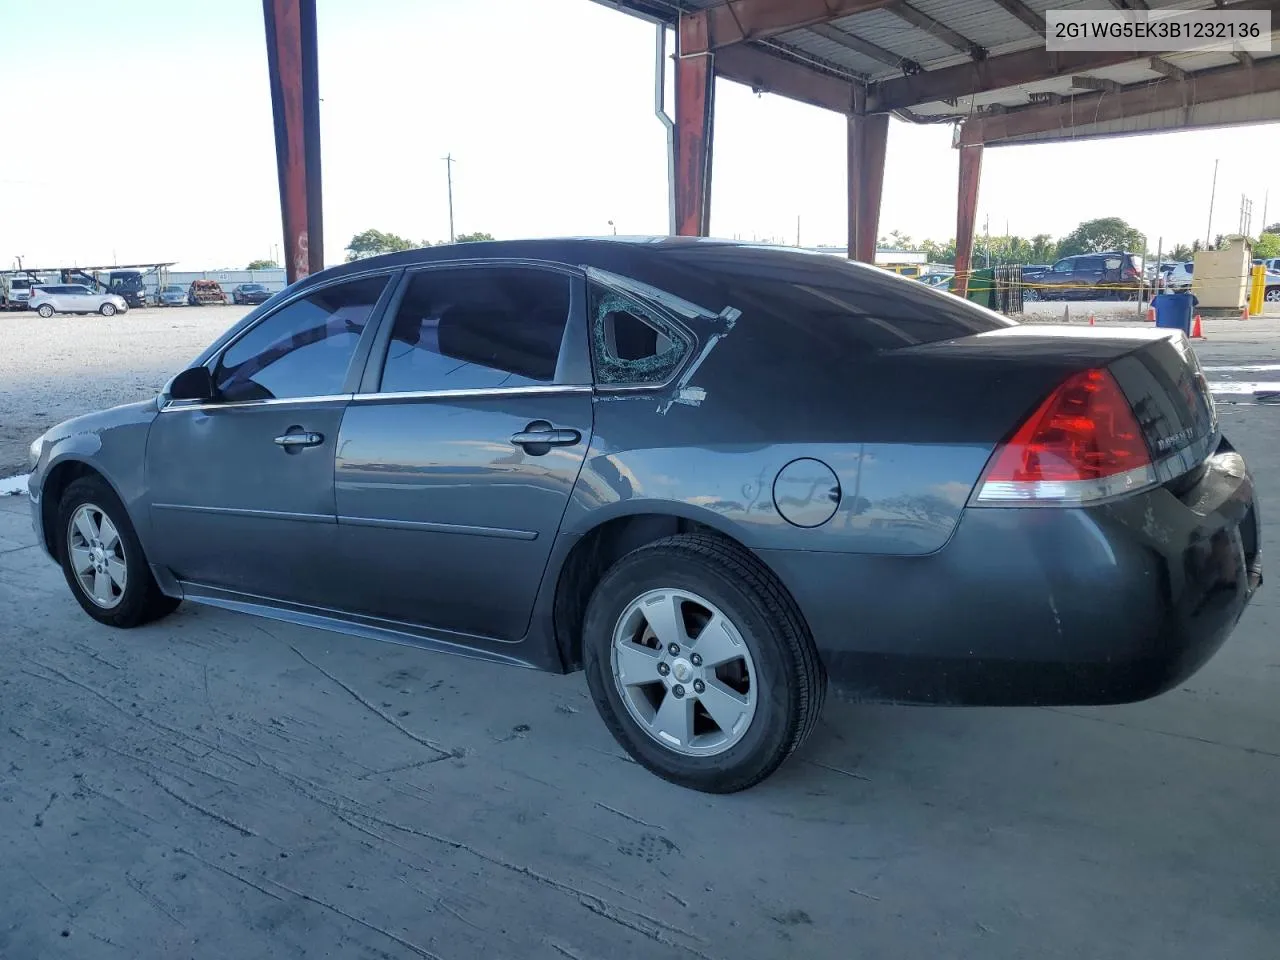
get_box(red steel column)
[954,142,983,298]
[847,110,889,262]
[675,17,715,237]
[263,0,323,283]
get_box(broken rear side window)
[589,284,688,386]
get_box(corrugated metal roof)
[600,0,1280,134]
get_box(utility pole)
[796,214,801,247]
[1261,190,1269,233]
[984,214,991,268]
[443,153,455,243]
[1205,158,1219,249]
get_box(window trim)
[354,258,592,399]
[161,266,402,411]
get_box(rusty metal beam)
[954,143,983,297]
[960,55,1280,145]
[678,0,896,55]
[713,42,857,113]
[847,109,889,262]
[674,51,715,236]
[263,0,323,283]
[986,0,1045,34]
[869,48,1141,112]
[885,1,985,58]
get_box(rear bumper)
[762,441,1261,706]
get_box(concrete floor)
[1,315,1278,959]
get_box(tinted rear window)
[650,246,1015,353]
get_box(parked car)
[28,284,129,318]
[1025,251,1146,301]
[1166,261,1195,292]
[232,282,272,306]
[1018,264,1051,300]
[157,284,187,307]
[24,238,1262,793]
[188,280,227,305]
[1265,269,1280,303]
[2,275,45,310]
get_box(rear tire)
[583,533,826,793]
[37,304,54,318]
[100,303,116,317]
[57,476,181,628]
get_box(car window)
[1103,257,1122,271]
[588,283,689,385]
[1077,257,1105,271]
[1052,259,1073,273]
[378,267,571,393]
[214,274,388,402]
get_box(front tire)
[100,303,116,317]
[37,304,54,318]
[57,476,181,628]
[583,534,826,793]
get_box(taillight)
[972,368,1155,505]
[1122,267,1140,279]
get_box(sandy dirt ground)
[0,297,1277,958]
[0,305,250,478]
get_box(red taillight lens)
[974,368,1154,504]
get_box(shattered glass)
[591,290,688,385]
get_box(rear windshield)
[653,245,1015,353]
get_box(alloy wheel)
[611,588,758,757]
[67,503,128,609]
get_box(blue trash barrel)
[1152,291,1196,335]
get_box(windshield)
[163,285,182,293]
[244,284,265,291]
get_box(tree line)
[883,218,1280,266]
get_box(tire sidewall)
[57,477,155,627]
[583,545,802,790]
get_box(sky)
[2,0,1278,271]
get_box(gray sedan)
[24,238,1263,792]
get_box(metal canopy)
[598,0,1280,145]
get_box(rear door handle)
[511,429,581,447]
[274,431,324,448]
[510,423,581,450]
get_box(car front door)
[330,263,594,642]
[145,272,397,605]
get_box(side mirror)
[169,366,215,402]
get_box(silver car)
[29,284,129,318]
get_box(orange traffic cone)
[1241,305,1250,321]
[1088,312,1096,326]
[1191,315,1204,339]
[1146,305,1156,323]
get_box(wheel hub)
[670,658,694,684]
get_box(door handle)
[510,423,581,449]
[274,431,324,448]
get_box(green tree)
[345,229,418,261]
[453,231,495,243]
[1263,222,1280,235]
[1254,233,1280,259]
[1055,217,1145,258]
[1167,243,1193,262]
[1029,234,1056,262]
[920,238,956,265]
[247,259,278,270]
[885,229,913,249]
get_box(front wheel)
[37,304,54,318]
[57,476,181,628]
[1266,288,1280,303]
[100,303,116,317]
[583,534,826,793]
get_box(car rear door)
[145,271,398,605]
[330,262,594,642]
